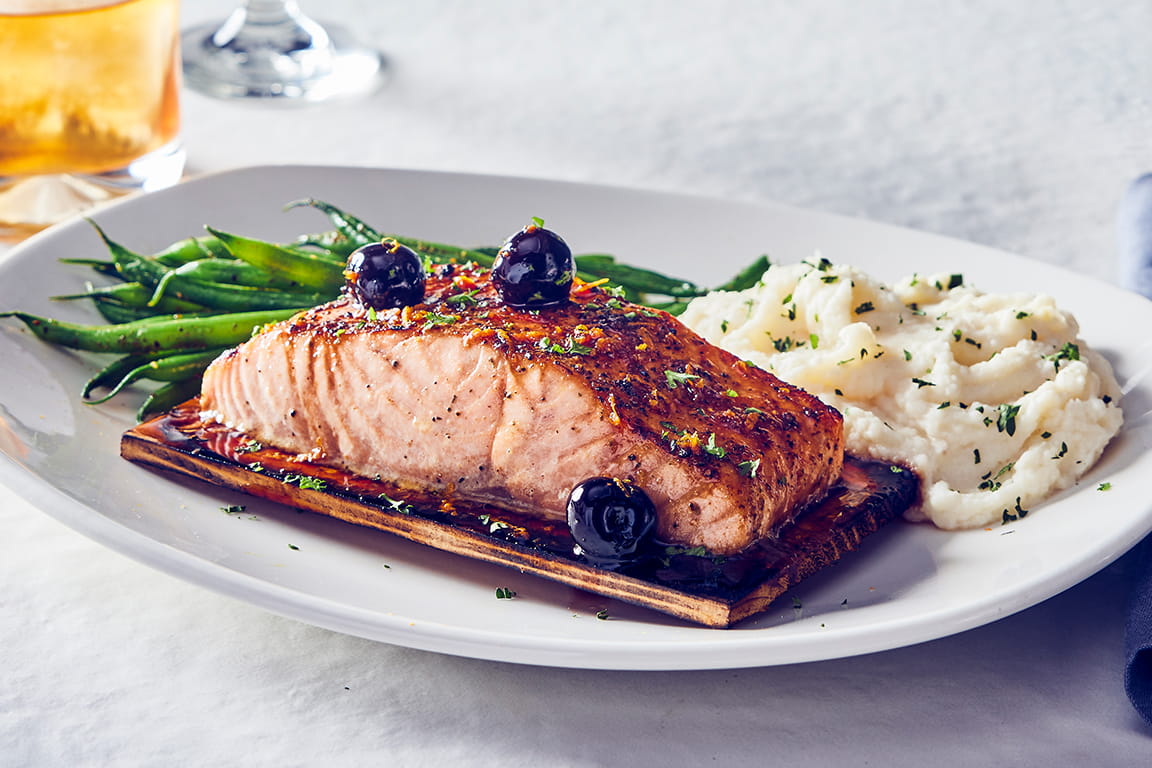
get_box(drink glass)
[182,1,384,102]
[0,0,184,239]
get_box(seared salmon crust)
[200,264,844,554]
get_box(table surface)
[3,1,1152,764]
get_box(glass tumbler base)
[0,140,185,241]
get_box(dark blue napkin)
[1127,538,1152,724]
[1118,174,1152,724]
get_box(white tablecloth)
[4,1,1151,764]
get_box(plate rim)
[1,163,1150,670]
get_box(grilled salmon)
[199,264,844,554]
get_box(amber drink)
[0,0,183,237]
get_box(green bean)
[712,255,771,293]
[647,300,690,316]
[92,301,173,325]
[90,219,186,287]
[58,257,120,276]
[157,229,351,266]
[54,282,208,312]
[143,274,331,312]
[205,227,345,293]
[0,308,302,353]
[137,378,203,421]
[574,254,702,297]
[389,235,497,268]
[83,352,165,399]
[152,235,235,267]
[282,199,498,267]
[293,230,361,260]
[159,258,307,291]
[90,221,332,310]
[285,198,382,247]
[85,348,225,405]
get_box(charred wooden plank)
[121,400,917,628]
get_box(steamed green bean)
[0,308,302,353]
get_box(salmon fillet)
[199,264,844,555]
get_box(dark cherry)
[344,239,425,310]
[566,477,657,565]
[492,222,574,308]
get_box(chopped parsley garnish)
[379,493,415,515]
[737,458,760,478]
[421,312,459,329]
[854,301,874,314]
[664,370,702,389]
[288,543,300,551]
[772,336,795,353]
[996,403,1021,436]
[664,544,709,559]
[478,513,511,533]
[911,377,935,388]
[1098,482,1112,492]
[1053,442,1068,460]
[495,587,517,599]
[1044,342,1081,370]
[596,609,609,620]
[1001,497,1029,524]
[539,336,594,356]
[703,433,726,458]
[283,474,327,491]
[220,505,247,515]
[445,289,480,306]
[979,462,1015,492]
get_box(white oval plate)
[1,165,1149,670]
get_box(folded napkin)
[1118,174,1152,724]
[1127,538,1152,724]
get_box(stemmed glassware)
[181,0,384,102]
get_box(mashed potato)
[680,258,1123,529]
